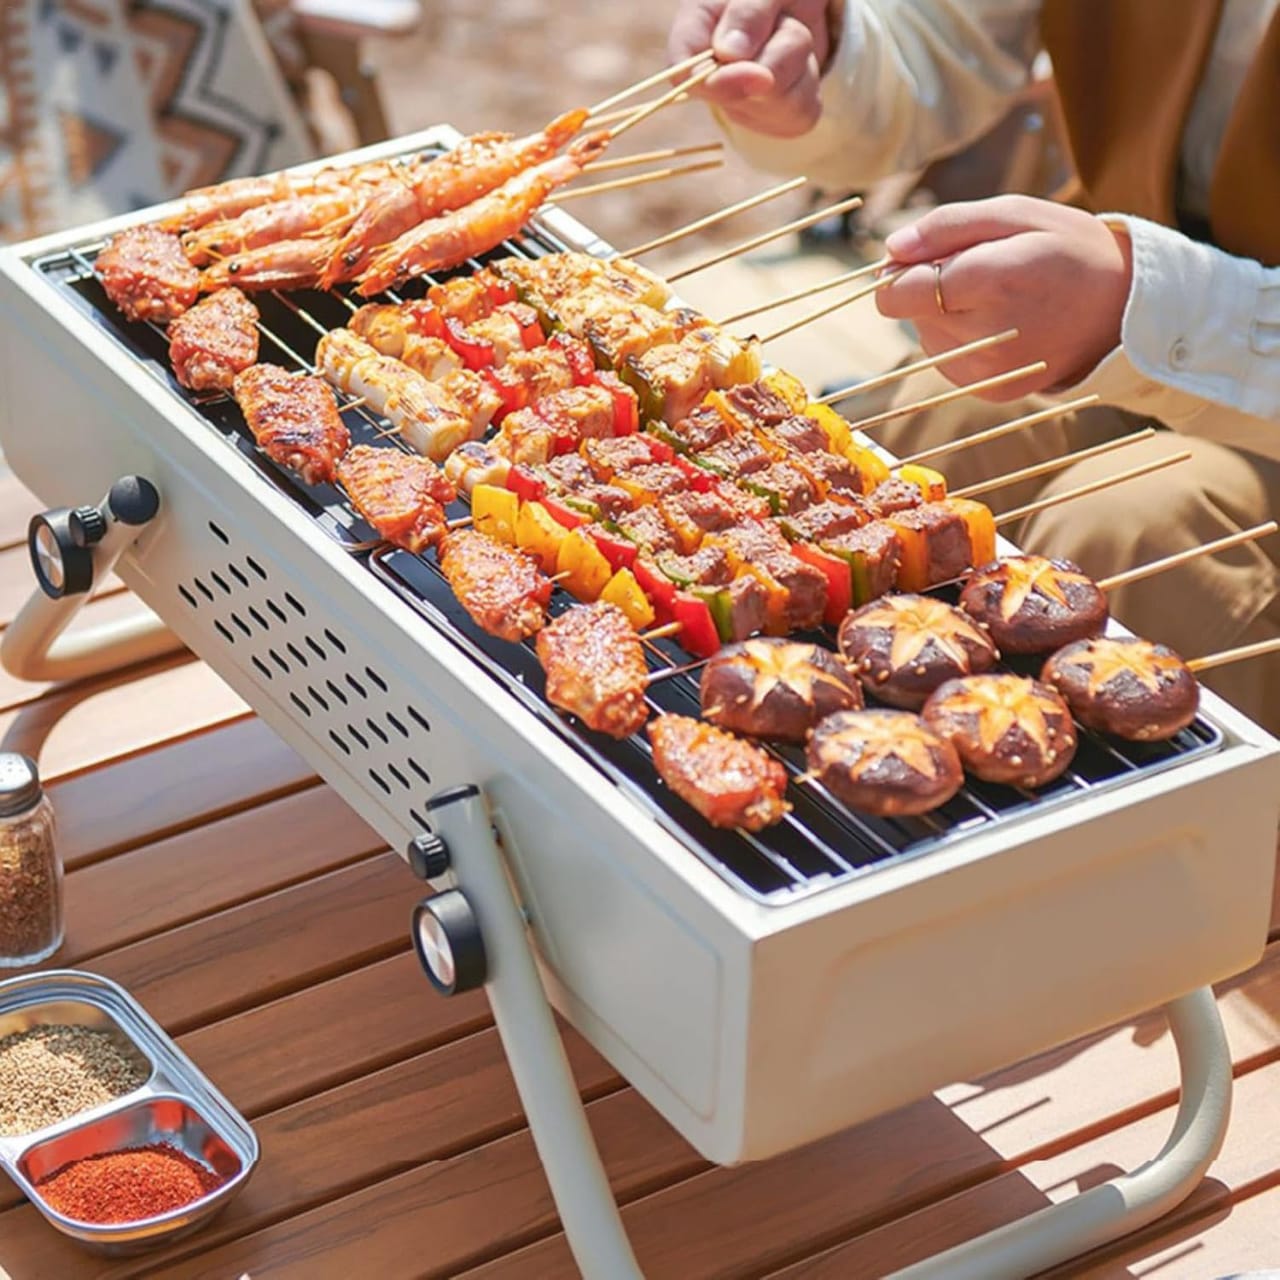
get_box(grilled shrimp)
[182,190,360,266]
[356,134,609,298]
[321,109,589,289]
[200,236,338,293]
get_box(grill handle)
[1,477,184,683]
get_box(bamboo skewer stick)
[758,269,902,344]
[993,450,1193,528]
[646,657,712,686]
[666,193,863,281]
[607,62,718,142]
[641,621,684,642]
[815,330,1020,406]
[951,427,1158,499]
[583,140,723,174]
[1097,521,1279,592]
[895,394,1100,467]
[847,361,1048,435]
[621,176,807,258]
[553,157,724,203]
[586,94,689,131]
[587,50,715,118]
[719,256,890,326]
[1187,636,1280,674]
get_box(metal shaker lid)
[0,753,42,817]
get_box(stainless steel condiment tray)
[0,969,259,1253]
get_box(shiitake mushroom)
[959,556,1107,655]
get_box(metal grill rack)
[30,212,1223,904]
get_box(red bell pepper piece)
[671,454,714,493]
[401,301,445,340]
[443,317,496,371]
[595,371,639,437]
[589,526,639,573]
[515,311,546,350]
[671,592,721,658]
[548,333,596,385]
[506,464,547,504]
[486,276,518,307]
[633,556,677,613]
[483,367,528,423]
[542,495,589,531]
[643,436,675,464]
[791,542,853,626]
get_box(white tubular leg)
[427,787,644,1280]
[893,985,1232,1280]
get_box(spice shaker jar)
[0,753,63,966]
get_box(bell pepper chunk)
[897,464,947,503]
[515,500,567,574]
[633,556,677,614]
[506,463,547,504]
[595,370,639,436]
[542,495,589,531]
[548,333,597,385]
[484,367,528,423]
[846,442,891,493]
[443,317,496,371]
[671,591,721,657]
[948,497,996,570]
[803,401,852,455]
[791,542,852,626]
[471,484,519,545]
[557,528,614,601]
[762,369,809,412]
[590,526,639,573]
[600,567,655,629]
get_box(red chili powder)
[36,1143,224,1224]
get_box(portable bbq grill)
[2,125,1278,1279]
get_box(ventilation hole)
[386,711,409,738]
[366,718,389,745]
[387,763,410,790]
[325,679,349,706]
[409,808,430,831]
[208,520,230,545]
[368,769,392,796]
[266,599,288,624]
[246,555,268,580]
[214,620,235,645]
[324,628,346,654]
[347,724,369,750]
[252,655,273,681]
[308,685,329,712]
[286,642,308,668]
[194,578,215,602]
[346,674,367,699]
[305,636,326,661]
[269,649,289,674]
[290,692,312,718]
[231,613,252,638]
[407,706,431,734]
[248,606,269,631]
[228,563,249,588]
[284,591,306,617]
[365,667,388,693]
[210,570,231,595]
[408,758,431,786]
[329,729,351,755]
[178,585,198,609]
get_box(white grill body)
[2,130,1277,1165]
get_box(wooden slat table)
[0,475,1277,1280]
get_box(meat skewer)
[96,226,200,323]
[337,443,455,552]
[536,602,650,738]
[232,364,350,485]
[437,528,552,643]
[167,288,260,392]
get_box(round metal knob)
[412,891,486,996]
[406,832,450,881]
[28,509,94,599]
[69,506,108,546]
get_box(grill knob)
[406,832,450,881]
[69,506,108,547]
[28,509,94,599]
[412,891,486,996]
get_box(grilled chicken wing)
[233,364,350,485]
[168,288,260,391]
[437,528,551,642]
[337,443,456,553]
[96,226,200,323]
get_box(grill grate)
[28,185,1223,905]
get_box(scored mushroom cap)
[959,556,1108,655]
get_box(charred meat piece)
[648,713,788,831]
[696,433,774,479]
[657,544,733,587]
[233,364,350,485]
[752,461,819,514]
[577,483,634,521]
[615,463,690,503]
[838,594,998,709]
[1041,636,1199,741]
[922,675,1077,789]
[438,528,551,643]
[720,575,770,641]
[618,507,679,555]
[536,602,649,739]
[337,443,455,552]
[807,709,964,817]
[713,523,827,632]
[795,449,865,498]
[96,226,200,323]
[723,380,795,428]
[821,523,901,604]
[869,477,924,516]
[582,435,655,481]
[768,414,830,454]
[959,556,1109,654]
[543,453,595,490]
[885,502,974,587]
[779,499,871,544]
[701,638,862,742]
[662,404,733,454]
[168,288,259,391]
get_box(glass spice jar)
[0,753,63,967]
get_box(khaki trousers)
[868,369,1280,735]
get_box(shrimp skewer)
[200,236,339,293]
[182,190,361,266]
[356,134,609,298]
[321,108,590,288]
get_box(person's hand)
[667,0,833,137]
[876,196,1134,399]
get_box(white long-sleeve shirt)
[723,0,1280,459]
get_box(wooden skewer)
[586,93,689,131]
[587,50,715,118]
[1187,635,1280,674]
[341,397,368,413]
[895,394,1100,467]
[622,176,807,258]
[446,516,474,530]
[718,256,890,326]
[847,361,1049,435]
[607,62,718,142]
[553,157,724,203]
[666,193,864,282]
[583,140,723,175]
[757,269,902,344]
[641,621,683,642]
[951,427,1158,499]
[548,570,573,585]
[994,450,1193,528]
[815,329,1020,406]
[645,657,712,686]
[1097,521,1279,592]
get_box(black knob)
[406,832,450,880]
[69,507,107,546]
[28,509,94,599]
[412,891,486,995]
[108,476,161,527]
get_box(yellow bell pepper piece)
[762,368,809,412]
[471,483,519,545]
[803,401,852,455]
[897,464,947,503]
[515,500,566,574]
[846,442,891,492]
[949,497,997,570]
[600,567,656,629]
[556,528,613,602]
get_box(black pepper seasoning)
[0,753,62,966]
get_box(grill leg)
[426,786,644,1280]
[891,985,1232,1280]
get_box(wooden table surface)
[0,469,1277,1280]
